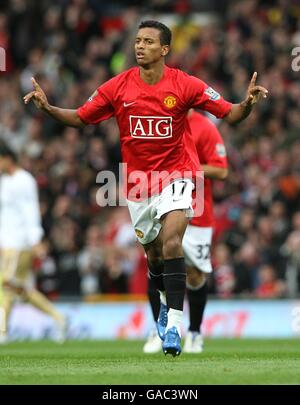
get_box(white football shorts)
[126,179,194,245]
[182,225,213,273]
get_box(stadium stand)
[0,0,300,299]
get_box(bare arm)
[43,105,85,128]
[224,72,268,125]
[201,165,228,180]
[23,78,85,128]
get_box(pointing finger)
[250,72,257,86]
[31,77,41,90]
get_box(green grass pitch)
[0,339,300,385]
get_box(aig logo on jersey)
[129,116,173,139]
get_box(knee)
[145,242,163,265]
[146,250,163,266]
[186,268,206,289]
[3,280,25,296]
[162,236,183,259]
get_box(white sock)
[166,308,183,336]
[159,291,167,306]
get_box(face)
[135,27,169,66]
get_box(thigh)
[160,210,189,243]
[143,229,163,262]
[0,249,32,287]
[15,251,33,283]
[182,225,213,273]
[0,249,20,283]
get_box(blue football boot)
[162,326,181,357]
[156,302,168,340]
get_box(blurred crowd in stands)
[0,0,300,299]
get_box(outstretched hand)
[23,77,50,110]
[244,72,268,106]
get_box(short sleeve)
[77,79,115,125]
[203,124,228,168]
[184,75,232,119]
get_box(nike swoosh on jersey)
[123,101,136,107]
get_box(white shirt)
[0,169,44,249]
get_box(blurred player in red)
[143,110,228,353]
[24,20,267,356]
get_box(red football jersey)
[187,110,228,227]
[77,66,231,200]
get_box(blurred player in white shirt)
[0,142,66,343]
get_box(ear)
[161,45,170,57]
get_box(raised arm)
[224,72,268,125]
[23,78,85,128]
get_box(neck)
[7,164,18,175]
[139,62,165,85]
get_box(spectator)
[0,0,299,297]
[255,264,287,299]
